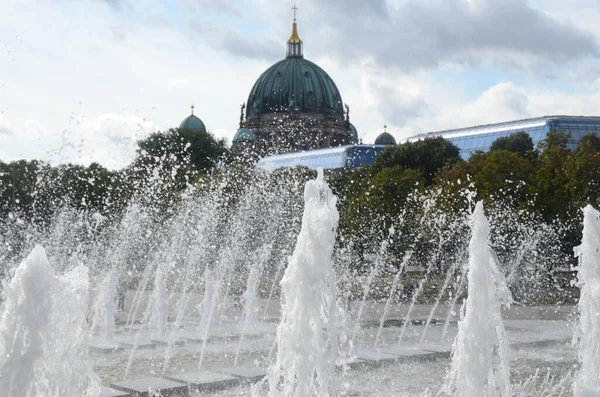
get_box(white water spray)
[0,246,100,397]
[260,169,340,397]
[235,243,272,366]
[440,202,512,397]
[152,264,169,339]
[574,205,600,396]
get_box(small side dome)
[348,123,359,144]
[233,127,256,143]
[375,132,396,146]
[179,105,207,132]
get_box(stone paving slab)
[150,337,187,346]
[165,370,240,392]
[175,331,213,344]
[100,386,130,397]
[509,333,571,348]
[385,347,439,359]
[342,357,367,370]
[210,333,242,342]
[235,331,268,340]
[110,377,187,397]
[353,349,399,363]
[90,338,125,354]
[218,364,267,383]
[118,341,157,350]
[113,335,157,350]
[415,343,452,355]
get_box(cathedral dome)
[245,14,343,118]
[179,105,207,132]
[246,57,344,117]
[235,7,351,157]
[375,126,396,145]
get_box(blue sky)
[2,0,600,168]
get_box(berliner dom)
[232,7,353,156]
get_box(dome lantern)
[286,5,303,58]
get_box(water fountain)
[258,169,340,397]
[0,166,591,396]
[0,246,100,397]
[439,202,512,397]
[574,205,600,396]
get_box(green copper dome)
[246,57,344,117]
[349,123,358,144]
[179,107,207,132]
[233,127,256,142]
[375,131,396,146]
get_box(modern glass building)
[405,116,600,159]
[255,145,388,172]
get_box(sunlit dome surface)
[179,106,207,132]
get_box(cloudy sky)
[2,0,600,168]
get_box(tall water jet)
[152,263,169,339]
[93,268,118,340]
[440,202,512,397]
[39,257,101,397]
[235,243,272,366]
[0,246,53,396]
[0,245,100,397]
[574,205,600,396]
[259,169,340,397]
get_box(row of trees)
[2,127,599,266]
[0,128,228,222]
[331,131,600,261]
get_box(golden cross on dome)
[384,124,388,132]
[191,104,195,115]
[292,5,298,21]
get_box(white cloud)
[0,112,156,168]
[1,0,600,167]
[391,80,600,142]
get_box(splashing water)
[258,169,340,397]
[0,245,100,397]
[440,202,512,397]
[235,243,272,366]
[574,205,600,397]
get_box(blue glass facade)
[406,116,600,159]
[256,116,600,171]
[256,145,387,171]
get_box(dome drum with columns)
[232,7,354,156]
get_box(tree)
[432,149,534,212]
[564,133,600,212]
[137,128,228,173]
[372,137,461,185]
[471,150,533,204]
[529,131,572,222]
[577,133,600,152]
[489,131,534,157]
[340,166,424,252]
[0,160,42,219]
[128,128,229,194]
